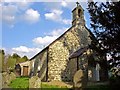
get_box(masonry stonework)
[30,4,93,82]
[47,25,91,81]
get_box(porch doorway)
[23,66,29,76]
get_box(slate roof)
[69,46,89,59]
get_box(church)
[28,3,108,82]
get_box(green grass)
[9,77,110,90]
[9,77,29,89]
[41,83,61,88]
[41,83,69,90]
[9,77,69,89]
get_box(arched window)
[78,9,81,17]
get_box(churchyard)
[2,72,110,90]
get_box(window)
[78,9,81,17]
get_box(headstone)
[9,72,16,81]
[29,76,41,89]
[73,69,87,90]
[2,72,9,88]
[2,72,16,88]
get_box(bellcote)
[72,2,85,26]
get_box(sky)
[1,0,92,59]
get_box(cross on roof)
[76,2,79,7]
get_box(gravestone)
[9,72,16,81]
[73,69,87,90]
[29,76,41,89]
[2,72,16,88]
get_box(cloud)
[4,27,67,58]
[2,2,39,27]
[1,3,18,27]
[12,46,30,53]
[3,26,68,59]
[1,46,41,59]
[7,27,68,58]
[61,1,76,9]
[23,8,40,23]
[0,47,6,51]
[48,27,68,36]
[33,36,58,47]
[16,1,32,10]
[61,0,68,7]
[43,1,75,10]
[33,27,68,47]
[45,9,63,22]
[12,46,41,58]
[44,9,71,25]
[61,1,87,10]
[43,1,88,25]
[62,19,71,25]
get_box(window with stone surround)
[78,9,81,17]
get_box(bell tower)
[72,2,85,26]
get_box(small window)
[78,9,81,17]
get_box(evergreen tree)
[87,1,120,76]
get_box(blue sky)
[1,1,91,59]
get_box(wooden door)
[23,66,29,76]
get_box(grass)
[41,83,69,90]
[9,77,110,90]
[9,77,69,89]
[9,77,29,89]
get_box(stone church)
[29,3,108,82]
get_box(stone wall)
[31,24,91,81]
[48,25,91,81]
[48,41,69,81]
[32,48,48,81]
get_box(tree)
[87,1,120,76]
[22,56,28,61]
[6,55,16,72]
[0,49,5,72]
[12,53,21,64]
[12,53,28,63]
[0,50,29,72]
[18,56,28,63]
[12,53,20,59]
